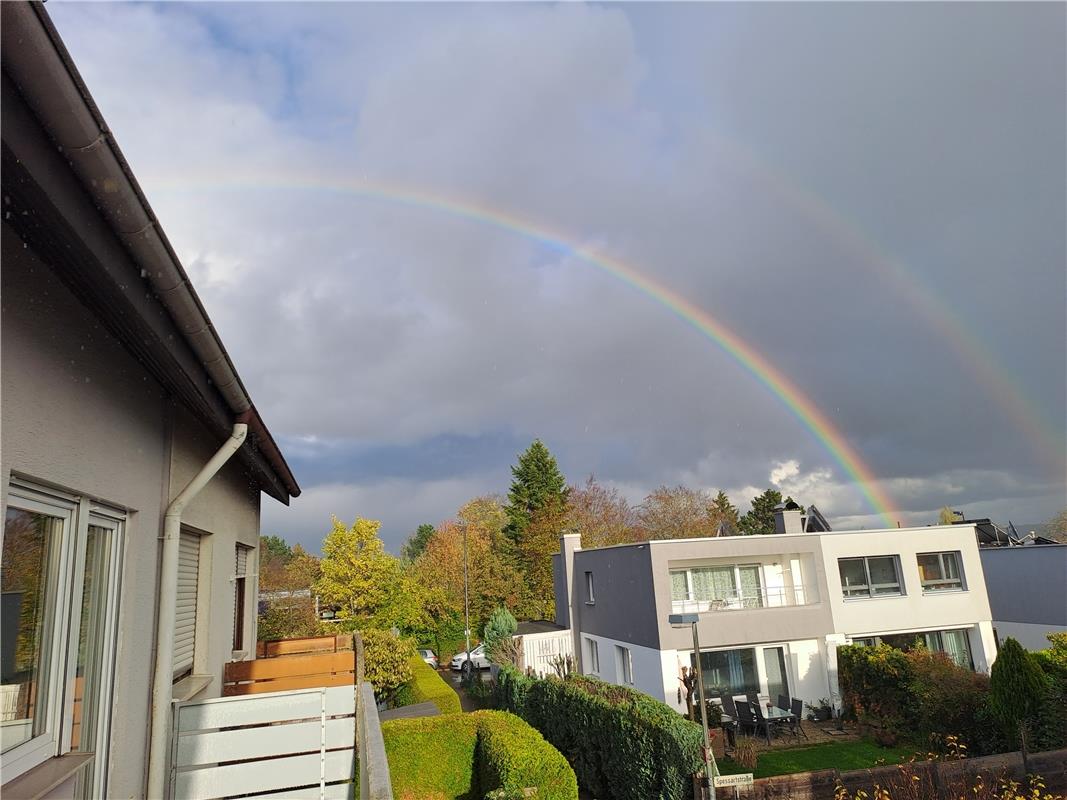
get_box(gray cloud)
[49,2,1065,553]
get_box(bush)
[393,652,462,714]
[361,629,415,702]
[476,711,578,800]
[492,666,703,800]
[382,714,479,799]
[382,710,577,800]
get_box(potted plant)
[806,697,833,722]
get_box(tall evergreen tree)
[401,523,436,561]
[504,440,568,543]
[709,490,740,536]
[738,489,785,535]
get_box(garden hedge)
[494,666,703,800]
[393,652,462,714]
[382,710,577,800]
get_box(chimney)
[773,500,804,534]
[554,533,582,628]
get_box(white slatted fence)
[171,684,356,800]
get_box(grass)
[715,739,918,779]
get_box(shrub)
[476,711,578,800]
[382,714,479,799]
[493,666,703,800]
[394,652,462,714]
[381,710,577,800]
[362,629,416,702]
[483,606,519,667]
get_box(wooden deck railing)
[225,636,357,696]
[255,633,353,659]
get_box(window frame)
[669,563,766,610]
[584,571,595,605]
[616,645,633,685]
[838,555,904,599]
[585,637,599,674]
[916,551,965,593]
[2,481,124,796]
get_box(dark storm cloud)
[48,2,1065,552]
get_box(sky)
[49,1,1066,554]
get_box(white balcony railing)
[670,584,817,615]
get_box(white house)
[551,509,998,714]
[1,5,300,797]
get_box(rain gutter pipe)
[146,423,248,800]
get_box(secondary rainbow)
[154,173,899,524]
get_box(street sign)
[714,774,754,788]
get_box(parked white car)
[418,649,438,669]
[450,643,491,671]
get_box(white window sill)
[842,594,904,601]
[1,752,93,800]
[585,601,595,606]
[172,674,212,702]
[231,649,249,661]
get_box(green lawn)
[715,740,917,779]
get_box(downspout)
[147,423,248,800]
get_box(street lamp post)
[670,613,716,800]
[462,523,472,676]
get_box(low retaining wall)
[730,748,1067,799]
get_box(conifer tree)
[504,440,568,543]
[738,489,787,535]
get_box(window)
[690,648,759,698]
[233,545,252,652]
[858,628,974,670]
[838,556,902,598]
[585,571,594,604]
[763,647,789,702]
[1,481,123,795]
[616,645,633,684]
[174,531,201,680]
[585,638,599,673]
[917,551,964,592]
[669,564,765,610]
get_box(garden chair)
[733,700,756,738]
[790,698,808,739]
[776,694,790,712]
[721,694,739,720]
[714,698,738,748]
[750,701,778,745]
[746,692,760,709]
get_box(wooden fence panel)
[223,650,356,696]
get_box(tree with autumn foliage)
[636,485,721,540]
[315,516,424,631]
[565,475,638,548]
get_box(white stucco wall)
[1,232,265,798]
[578,632,668,703]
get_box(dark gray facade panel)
[981,546,1067,626]
[570,545,660,649]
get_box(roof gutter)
[1,2,299,500]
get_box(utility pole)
[670,613,717,800]
[462,522,471,673]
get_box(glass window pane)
[763,647,789,701]
[940,629,973,669]
[71,525,112,754]
[868,557,901,594]
[917,554,942,582]
[692,648,758,698]
[942,553,960,581]
[738,566,763,608]
[838,559,868,597]
[2,508,59,753]
[670,571,688,601]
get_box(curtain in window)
[738,566,763,608]
[690,567,736,602]
[940,629,973,669]
[670,571,688,601]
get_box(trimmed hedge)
[393,653,462,714]
[382,710,577,800]
[476,711,577,800]
[382,714,478,799]
[494,666,703,800]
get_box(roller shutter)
[174,531,200,678]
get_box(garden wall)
[726,748,1067,800]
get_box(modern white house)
[1,4,300,798]
[552,508,998,715]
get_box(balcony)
[670,584,820,615]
